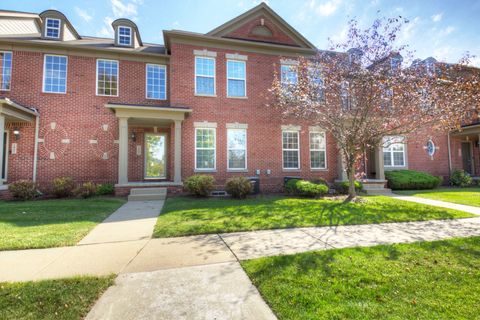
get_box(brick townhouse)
[0,3,478,197]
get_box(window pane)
[309,132,325,150]
[383,152,392,166]
[282,132,298,149]
[281,65,297,85]
[97,60,119,96]
[44,55,67,93]
[196,150,215,169]
[195,57,214,76]
[227,129,246,169]
[227,61,245,79]
[393,151,404,166]
[196,129,215,148]
[118,27,131,45]
[227,79,245,97]
[196,77,214,95]
[0,52,12,90]
[283,150,299,169]
[46,19,60,38]
[146,64,166,99]
[228,150,246,169]
[311,151,326,169]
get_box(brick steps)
[128,188,167,201]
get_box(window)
[310,131,326,169]
[43,55,67,93]
[97,59,118,96]
[227,60,246,97]
[341,81,351,110]
[282,130,300,169]
[45,18,61,39]
[118,26,132,46]
[281,65,297,85]
[390,57,401,70]
[195,128,216,170]
[0,52,12,91]
[146,64,166,100]
[308,67,324,101]
[227,129,247,170]
[383,136,405,167]
[426,139,436,157]
[195,57,215,95]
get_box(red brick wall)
[225,15,299,47]
[2,50,169,189]
[169,42,339,191]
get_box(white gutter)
[32,113,40,182]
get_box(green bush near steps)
[449,169,473,187]
[333,180,363,194]
[385,170,442,190]
[285,179,329,197]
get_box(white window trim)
[227,128,247,171]
[226,59,247,98]
[194,127,216,171]
[0,51,12,92]
[309,131,327,170]
[96,59,119,97]
[383,136,406,168]
[194,56,216,97]
[45,18,61,39]
[42,54,67,94]
[282,130,300,170]
[117,26,132,46]
[145,63,167,100]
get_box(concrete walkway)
[391,194,480,215]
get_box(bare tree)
[271,17,480,200]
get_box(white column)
[118,117,129,185]
[374,144,385,180]
[174,120,182,183]
[0,114,4,185]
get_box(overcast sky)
[3,0,480,66]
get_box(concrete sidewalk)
[390,194,480,216]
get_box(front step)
[361,179,391,195]
[128,187,167,201]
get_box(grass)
[0,276,114,320]
[0,197,126,251]
[395,187,480,207]
[153,195,473,238]
[242,237,480,320]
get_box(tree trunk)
[346,162,357,202]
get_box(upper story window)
[97,59,118,96]
[195,56,215,96]
[281,64,297,86]
[282,130,300,169]
[118,26,132,46]
[227,60,246,97]
[383,136,405,167]
[146,64,166,100]
[308,67,324,101]
[45,18,61,39]
[43,55,67,94]
[390,57,401,71]
[0,52,12,91]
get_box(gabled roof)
[206,2,316,50]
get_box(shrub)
[385,170,442,190]
[184,175,215,197]
[333,180,363,194]
[96,183,115,195]
[225,177,253,199]
[311,178,328,186]
[8,180,38,201]
[285,179,329,197]
[450,169,473,187]
[75,182,97,198]
[51,177,75,198]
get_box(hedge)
[385,170,442,190]
[285,179,329,197]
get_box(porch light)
[130,132,136,142]
[13,128,20,140]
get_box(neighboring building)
[0,3,478,197]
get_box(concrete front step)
[128,188,167,201]
[365,188,392,195]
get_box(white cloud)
[399,16,420,42]
[330,25,349,44]
[469,56,480,67]
[431,13,442,22]
[74,7,93,22]
[440,26,456,36]
[97,0,143,37]
[314,0,342,17]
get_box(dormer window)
[45,18,61,39]
[390,57,401,71]
[118,26,132,46]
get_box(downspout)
[32,113,40,182]
[447,132,452,177]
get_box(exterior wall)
[169,42,338,192]
[2,49,169,189]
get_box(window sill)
[227,169,248,173]
[194,94,217,98]
[146,97,167,101]
[42,91,67,95]
[310,168,328,171]
[226,96,248,100]
[194,169,217,173]
[96,94,119,97]
[282,169,301,172]
[0,89,10,92]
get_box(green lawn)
[242,237,480,320]
[0,276,114,320]
[0,197,126,251]
[395,188,480,207]
[153,195,473,238]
